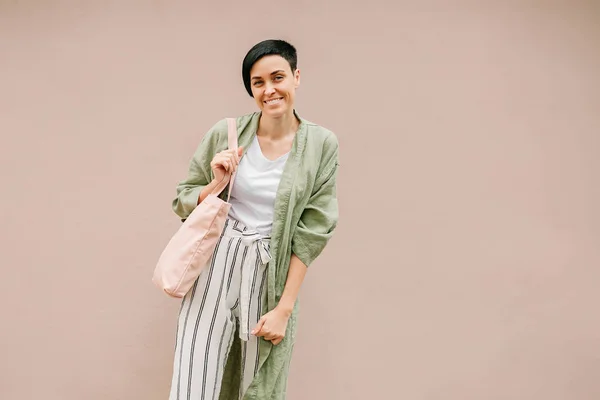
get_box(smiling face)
[249,55,300,118]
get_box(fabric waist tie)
[239,231,272,341]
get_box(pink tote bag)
[153,118,238,298]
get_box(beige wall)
[1,1,599,399]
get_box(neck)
[257,110,299,140]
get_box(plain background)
[1,1,599,399]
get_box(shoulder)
[207,112,256,136]
[202,112,259,144]
[302,118,339,151]
[301,117,339,169]
[299,117,340,179]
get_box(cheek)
[280,83,293,96]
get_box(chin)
[261,106,288,118]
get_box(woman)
[168,39,339,400]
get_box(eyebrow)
[251,70,285,81]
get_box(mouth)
[264,97,284,106]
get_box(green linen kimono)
[171,110,340,400]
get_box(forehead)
[250,55,291,77]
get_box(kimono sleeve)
[171,121,223,220]
[291,136,340,267]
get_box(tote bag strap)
[209,117,239,201]
[225,117,238,202]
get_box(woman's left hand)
[251,307,291,346]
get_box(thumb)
[252,316,266,336]
[237,147,244,157]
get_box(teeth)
[266,98,282,104]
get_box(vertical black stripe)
[226,238,242,293]
[247,244,261,337]
[239,341,247,399]
[210,318,230,400]
[228,241,248,313]
[176,278,199,400]
[174,293,187,351]
[227,241,249,313]
[222,218,230,235]
[254,266,268,375]
[186,235,224,400]
[199,237,235,399]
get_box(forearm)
[197,178,220,204]
[276,253,308,317]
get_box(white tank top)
[227,135,289,235]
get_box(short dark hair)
[242,39,298,97]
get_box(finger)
[256,329,268,338]
[237,147,244,161]
[217,159,228,172]
[271,337,283,345]
[221,157,232,173]
[212,159,226,172]
[230,151,239,167]
[225,149,240,166]
[225,149,237,159]
[214,154,228,166]
[251,318,266,336]
[267,333,281,342]
[227,154,237,171]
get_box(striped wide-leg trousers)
[168,219,271,400]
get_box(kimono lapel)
[241,111,308,389]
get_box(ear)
[294,68,301,89]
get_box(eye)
[253,80,263,87]
[274,75,284,81]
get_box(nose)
[264,82,276,96]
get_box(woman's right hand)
[210,147,244,183]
